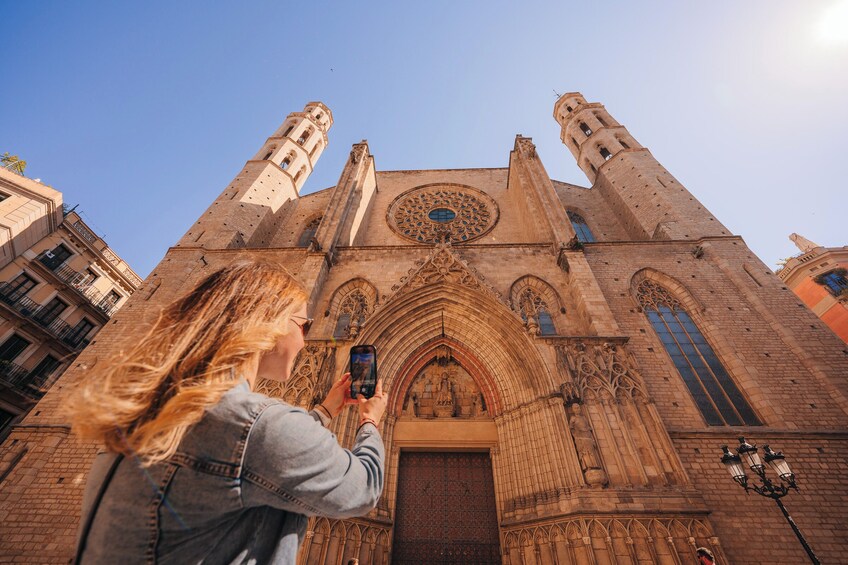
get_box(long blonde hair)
[67,260,308,466]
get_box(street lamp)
[719,437,820,564]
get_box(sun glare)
[817,0,848,45]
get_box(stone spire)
[789,233,820,253]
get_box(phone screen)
[350,346,377,399]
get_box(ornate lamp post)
[720,437,820,564]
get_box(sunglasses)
[290,315,314,337]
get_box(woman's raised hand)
[358,379,387,427]
[320,373,354,418]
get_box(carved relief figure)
[568,403,608,487]
[402,355,486,419]
[433,373,455,417]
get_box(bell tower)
[554,92,728,241]
[178,102,333,249]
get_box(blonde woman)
[68,261,387,564]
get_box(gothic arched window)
[334,289,369,338]
[636,280,761,426]
[281,152,294,170]
[298,216,321,247]
[517,287,556,336]
[567,211,595,243]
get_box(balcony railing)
[0,360,56,400]
[0,283,92,351]
[36,252,119,317]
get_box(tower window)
[619,140,630,149]
[596,115,608,128]
[637,280,761,426]
[566,105,573,112]
[293,166,306,183]
[283,125,294,137]
[262,151,273,161]
[590,163,597,174]
[599,147,612,160]
[315,112,323,120]
[567,211,595,243]
[281,152,293,170]
[570,136,579,149]
[309,141,321,158]
[579,122,592,136]
[297,129,311,145]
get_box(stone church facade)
[0,94,847,564]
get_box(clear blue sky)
[2,1,846,278]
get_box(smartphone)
[350,344,378,399]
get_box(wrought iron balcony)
[0,285,41,317]
[0,360,54,400]
[0,283,93,351]
[36,252,119,317]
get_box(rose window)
[388,184,499,244]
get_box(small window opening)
[570,136,579,149]
[596,115,608,128]
[590,163,597,174]
[619,139,630,149]
[283,125,294,137]
[262,151,273,161]
[297,129,311,146]
[579,122,592,136]
[599,147,612,160]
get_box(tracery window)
[567,211,595,243]
[297,216,321,247]
[517,287,556,336]
[334,289,369,338]
[388,185,498,244]
[637,280,761,426]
